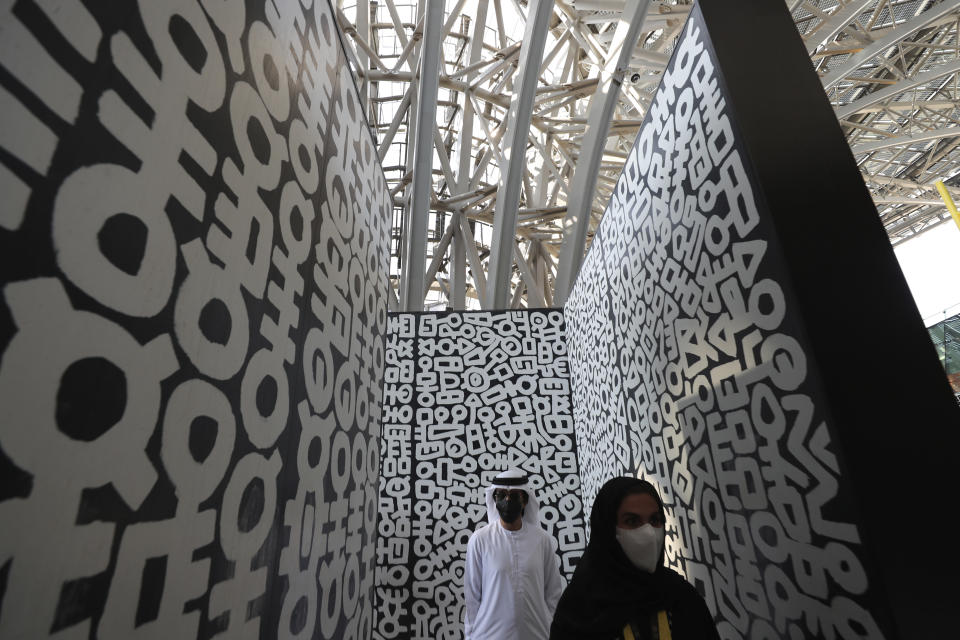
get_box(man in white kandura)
[464,469,565,640]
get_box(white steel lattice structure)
[335,0,960,311]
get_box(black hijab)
[549,477,694,640]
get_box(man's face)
[494,488,528,527]
[493,488,528,506]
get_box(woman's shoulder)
[658,567,721,640]
[658,566,707,603]
[657,565,688,584]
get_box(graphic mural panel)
[561,4,941,638]
[0,1,390,638]
[375,310,586,640]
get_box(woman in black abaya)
[549,477,720,640]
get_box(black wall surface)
[564,1,960,639]
[375,310,586,640]
[0,1,390,638]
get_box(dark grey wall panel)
[375,310,586,640]
[564,2,960,639]
[0,1,390,638]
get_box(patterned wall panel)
[0,1,389,638]
[375,310,586,640]
[564,6,906,639]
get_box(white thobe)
[464,521,565,640]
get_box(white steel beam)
[554,0,649,305]
[442,0,472,42]
[852,126,960,155]
[514,242,546,307]
[449,42,521,78]
[835,58,960,120]
[384,0,412,49]
[864,174,960,197]
[486,0,556,308]
[433,124,459,192]
[337,7,390,72]
[469,94,507,167]
[388,280,400,311]
[510,281,527,308]
[450,2,488,309]
[458,215,487,303]
[630,48,670,68]
[530,134,570,196]
[400,0,445,311]
[335,7,367,73]
[853,98,960,113]
[885,209,950,236]
[356,0,370,104]
[493,0,509,50]
[873,197,943,206]
[378,90,411,159]
[821,1,960,91]
[452,214,467,308]
[422,218,456,299]
[540,254,553,306]
[360,70,511,108]
[390,16,426,72]
[804,0,875,56]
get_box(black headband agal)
[492,474,528,486]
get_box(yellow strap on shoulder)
[657,610,671,640]
[622,623,636,640]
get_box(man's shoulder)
[468,521,496,545]
[533,525,557,552]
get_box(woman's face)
[616,492,664,530]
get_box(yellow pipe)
[934,180,960,231]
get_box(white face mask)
[615,524,665,574]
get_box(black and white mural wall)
[565,1,960,638]
[375,310,586,640]
[0,1,390,638]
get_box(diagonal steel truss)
[336,0,960,310]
